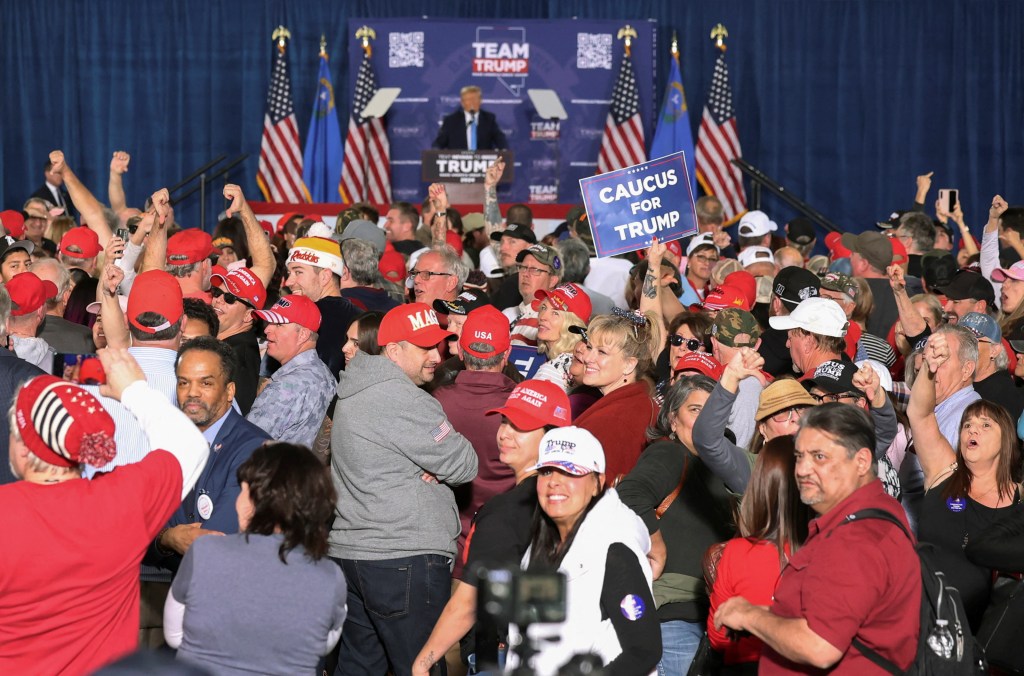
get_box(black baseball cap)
[490,223,537,244]
[938,270,995,305]
[433,290,491,316]
[921,251,957,290]
[805,360,861,396]
[773,266,821,309]
[786,217,816,245]
[0,236,34,262]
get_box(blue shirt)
[246,348,335,447]
[935,385,981,449]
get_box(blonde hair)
[46,215,75,246]
[538,307,586,357]
[587,311,658,381]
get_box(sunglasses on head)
[668,335,702,351]
[211,286,253,308]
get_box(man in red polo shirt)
[714,404,920,672]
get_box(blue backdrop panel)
[350,18,657,205]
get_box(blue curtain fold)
[2,0,1021,234]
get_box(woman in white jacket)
[511,426,661,675]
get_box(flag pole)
[711,23,728,52]
[356,26,375,203]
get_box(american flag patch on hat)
[431,420,451,443]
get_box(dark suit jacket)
[0,348,45,485]
[29,183,77,220]
[433,108,507,150]
[145,408,271,573]
[39,315,95,354]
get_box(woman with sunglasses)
[210,267,268,415]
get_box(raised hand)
[110,151,131,175]
[924,333,950,374]
[990,195,1008,222]
[223,184,245,218]
[915,171,933,200]
[49,150,66,175]
[887,264,906,294]
[484,156,505,190]
[724,347,765,382]
[428,183,449,213]
[852,363,882,406]
[101,260,125,296]
[646,236,666,269]
[150,188,170,226]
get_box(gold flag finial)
[670,31,679,58]
[355,26,377,57]
[710,24,728,52]
[617,25,639,57]
[320,34,327,58]
[272,26,291,53]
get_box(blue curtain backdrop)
[1,0,1021,235]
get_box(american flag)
[257,41,308,203]
[339,50,391,204]
[695,52,747,221]
[597,53,646,174]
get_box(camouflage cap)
[334,207,363,234]
[711,308,762,348]
[819,272,860,302]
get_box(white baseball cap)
[768,297,849,338]
[532,426,606,476]
[686,233,719,257]
[737,210,778,238]
[737,246,775,268]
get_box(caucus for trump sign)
[579,152,698,257]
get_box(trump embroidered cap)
[127,270,184,334]
[673,351,725,380]
[166,229,215,265]
[460,306,511,359]
[211,266,267,310]
[377,302,454,348]
[59,226,102,258]
[15,375,116,468]
[253,294,322,333]
[487,379,571,430]
[6,272,57,316]
[532,283,592,323]
[532,426,605,476]
[703,285,750,312]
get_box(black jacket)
[433,109,507,150]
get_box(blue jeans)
[333,554,452,676]
[657,619,704,676]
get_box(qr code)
[389,32,424,68]
[576,33,612,70]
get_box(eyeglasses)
[668,335,702,351]
[516,264,551,277]
[809,391,864,404]
[408,269,453,282]
[690,254,719,264]
[211,286,254,309]
[769,406,811,424]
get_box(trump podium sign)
[580,151,699,257]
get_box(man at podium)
[433,85,507,150]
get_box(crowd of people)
[1,150,1023,676]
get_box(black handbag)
[686,633,722,676]
[977,577,1024,674]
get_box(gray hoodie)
[328,352,478,561]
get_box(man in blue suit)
[147,337,271,571]
[433,86,508,150]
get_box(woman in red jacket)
[573,309,660,483]
[706,436,809,671]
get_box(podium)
[421,150,514,204]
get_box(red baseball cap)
[703,285,750,312]
[276,212,305,233]
[6,272,58,316]
[378,250,406,283]
[211,267,267,309]
[378,302,453,348]
[128,270,184,333]
[253,294,322,332]
[890,236,909,265]
[959,232,980,251]
[723,270,757,308]
[0,210,25,238]
[532,283,592,323]
[673,351,724,380]
[166,229,215,265]
[664,239,684,259]
[59,226,102,258]
[825,232,852,259]
[15,375,116,468]
[445,229,464,256]
[486,379,572,430]
[461,306,511,359]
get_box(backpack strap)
[841,509,914,675]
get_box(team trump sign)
[579,151,699,257]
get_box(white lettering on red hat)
[408,309,440,331]
[561,284,578,298]
[474,330,493,340]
